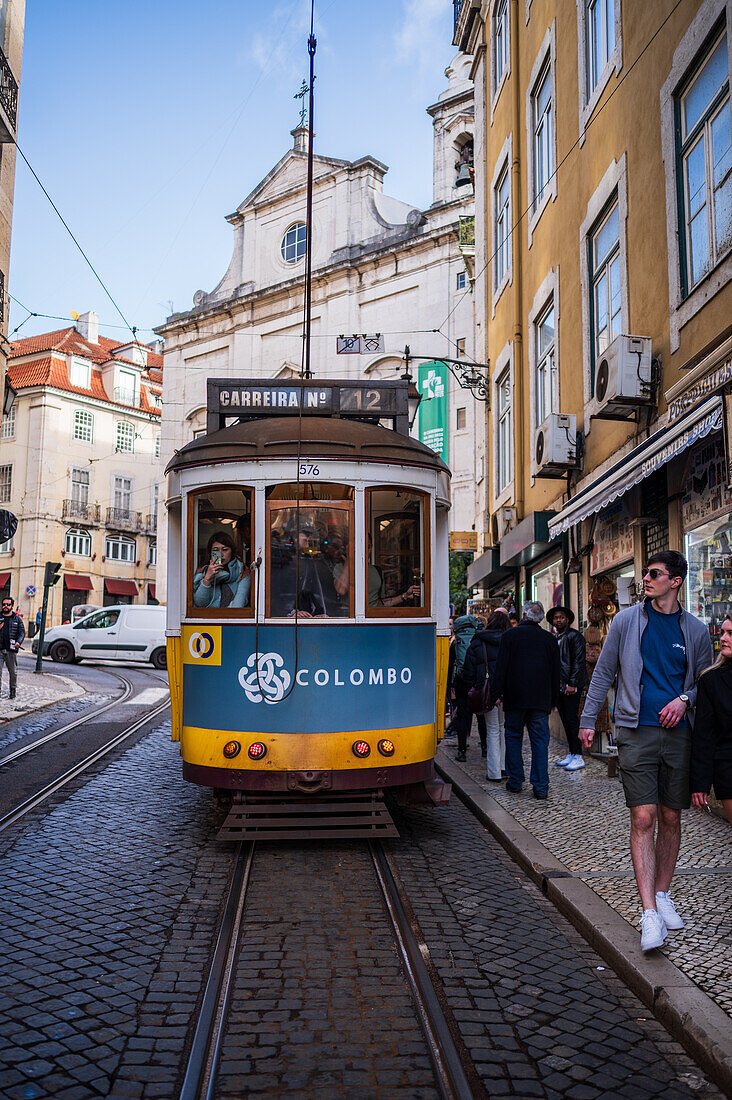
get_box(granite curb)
[0,668,83,722]
[436,754,732,1099]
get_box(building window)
[113,475,132,514]
[0,536,13,554]
[535,299,555,427]
[1,405,15,439]
[456,407,467,430]
[155,432,161,458]
[70,358,91,389]
[495,162,511,288]
[456,271,467,290]
[0,463,11,502]
[105,534,136,563]
[115,369,137,406]
[493,0,509,95]
[586,0,615,97]
[496,370,512,492]
[65,528,92,557]
[532,59,553,208]
[148,540,157,567]
[590,197,621,374]
[73,409,94,443]
[71,467,90,505]
[281,222,307,264]
[455,337,466,358]
[677,30,731,294]
[116,421,135,454]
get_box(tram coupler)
[287,770,333,794]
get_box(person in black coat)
[546,606,587,772]
[489,601,560,799]
[691,616,732,825]
[464,610,509,780]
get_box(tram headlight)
[248,742,267,760]
[223,741,241,759]
[377,739,395,757]
[352,740,371,759]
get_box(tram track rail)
[0,691,171,834]
[178,838,478,1100]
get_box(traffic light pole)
[34,562,61,674]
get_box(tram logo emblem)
[183,625,221,665]
[238,651,292,704]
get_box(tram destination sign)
[207,379,408,434]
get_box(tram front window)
[189,488,253,614]
[267,498,353,618]
[366,488,428,615]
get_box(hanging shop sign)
[590,500,635,575]
[417,361,448,465]
[682,433,732,530]
[669,358,732,422]
[449,531,478,552]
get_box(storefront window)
[189,487,253,616]
[531,557,563,625]
[267,496,352,618]
[366,488,429,616]
[686,516,732,654]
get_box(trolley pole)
[34,562,61,674]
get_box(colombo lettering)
[294,666,413,687]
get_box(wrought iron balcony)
[146,512,158,534]
[0,47,18,139]
[62,499,101,524]
[114,386,137,406]
[106,506,143,532]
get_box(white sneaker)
[565,755,585,771]
[555,753,573,767]
[640,909,667,952]
[655,891,684,930]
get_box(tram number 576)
[299,463,320,476]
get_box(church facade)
[155,55,483,598]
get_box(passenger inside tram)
[191,488,252,611]
[268,508,349,618]
[366,489,425,610]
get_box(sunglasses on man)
[643,568,670,580]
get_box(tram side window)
[366,489,428,614]
[190,488,253,614]
[267,494,353,618]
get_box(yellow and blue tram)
[165,378,451,808]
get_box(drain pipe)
[510,0,525,522]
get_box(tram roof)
[166,415,451,476]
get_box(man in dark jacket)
[0,596,25,699]
[490,601,560,799]
[547,606,587,772]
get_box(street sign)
[25,585,36,597]
[449,532,478,552]
[336,334,385,354]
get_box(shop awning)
[64,574,93,591]
[148,583,156,599]
[548,397,723,538]
[467,547,514,589]
[0,572,10,587]
[104,578,138,596]
[500,511,558,567]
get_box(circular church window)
[281,222,307,264]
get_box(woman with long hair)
[691,616,732,825]
[193,529,251,609]
[463,609,509,780]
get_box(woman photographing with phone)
[691,616,732,825]
[193,530,251,609]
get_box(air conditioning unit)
[594,334,653,417]
[534,413,577,477]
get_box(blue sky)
[9,0,458,343]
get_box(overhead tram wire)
[438,0,688,335]
[13,143,135,338]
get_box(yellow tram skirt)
[181,724,436,771]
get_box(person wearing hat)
[547,606,587,771]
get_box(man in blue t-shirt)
[579,550,713,953]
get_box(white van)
[37,605,167,669]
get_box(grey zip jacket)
[580,599,713,730]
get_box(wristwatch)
[679,694,690,706]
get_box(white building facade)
[156,56,485,599]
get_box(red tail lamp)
[223,741,241,759]
[352,740,371,759]
[377,739,395,757]
[248,742,267,760]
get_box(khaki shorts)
[614,725,691,810]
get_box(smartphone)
[211,550,223,566]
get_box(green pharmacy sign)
[417,361,448,465]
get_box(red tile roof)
[8,326,162,416]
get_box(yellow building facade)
[455,0,732,655]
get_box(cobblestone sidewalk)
[0,668,82,722]
[439,726,732,1022]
